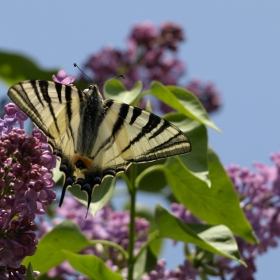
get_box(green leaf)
[23,220,92,274]
[155,205,245,265]
[136,165,167,192]
[144,246,157,273]
[145,99,153,112]
[26,263,36,280]
[69,177,116,217]
[64,251,123,280]
[164,113,209,186]
[104,80,142,104]
[165,148,257,243]
[147,82,221,132]
[133,249,147,280]
[126,159,166,193]
[0,51,57,86]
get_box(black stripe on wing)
[30,80,45,107]
[129,107,142,125]
[120,112,161,155]
[123,136,190,163]
[64,85,76,142]
[148,120,170,140]
[112,103,130,136]
[91,102,129,159]
[38,80,60,134]
[55,82,63,103]
[8,81,48,136]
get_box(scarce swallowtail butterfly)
[8,80,191,210]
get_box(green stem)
[133,230,160,263]
[90,240,129,260]
[200,272,208,280]
[119,173,133,193]
[184,243,193,262]
[127,164,137,280]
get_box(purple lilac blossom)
[52,70,76,86]
[186,79,221,114]
[85,47,126,83]
[0,104,28,134]
[160,22,185,51]
[130,22,158,48]
[0,104,56,279]
[170,152,280,280]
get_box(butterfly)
[8,80,191,209]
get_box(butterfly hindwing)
[95,100,191,166]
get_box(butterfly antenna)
[98,75,125,86]
[73,63,94,83]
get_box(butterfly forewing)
[8,80,191,211]
[8,80,85,152]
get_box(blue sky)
[1,1,280,278]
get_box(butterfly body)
[8,80,191,209]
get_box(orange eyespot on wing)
[73,155,93,169]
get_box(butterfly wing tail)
[59,164,75,207]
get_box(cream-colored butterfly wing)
[8,80,85,154]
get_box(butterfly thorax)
[76,85,104,156]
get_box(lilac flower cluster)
[85,22,185,89]
[169,151,280,280]
[185,79,221,114]
[81,22,220,114]
[45,196,150,279]
[0,104,56,279]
